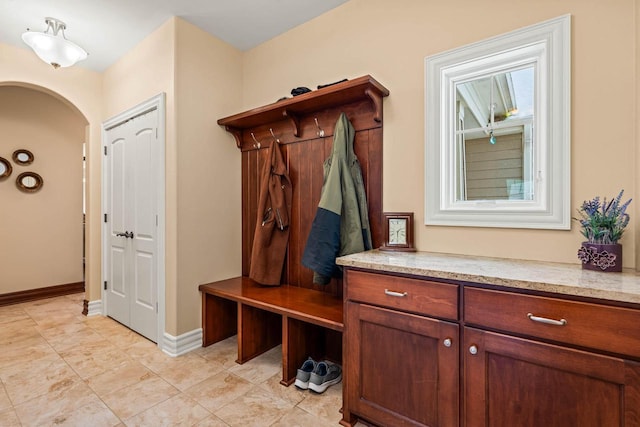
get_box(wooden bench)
[199,276,343,385]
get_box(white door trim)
[101,92,166,350]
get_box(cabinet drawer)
[464,287,640,358]
[345,270,458,320]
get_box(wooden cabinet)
[342,270,459,427]
[463,286,640,426]
[342,267,640,427]
[463,327,640,426]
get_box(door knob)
[116,231,134,239]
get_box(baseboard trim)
[82,299,103,316]
[0,282,85,307]
[162,328,203,357]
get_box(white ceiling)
[0,0,349,72]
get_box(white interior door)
[104,108,159,342]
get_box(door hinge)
[104,146,107,156]
[156,302,158,313]
[104,213,108,223]
[155,128,158,139]
[104,281,107,290]
[156,215,158,226]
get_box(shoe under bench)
[199,276,343,386]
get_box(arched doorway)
[0,84,89,303]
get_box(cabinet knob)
[469,345,478,355]
[443,338,452,347]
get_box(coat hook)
[314,118,325,137]
[250,132,261,149]
[269,128,280,144]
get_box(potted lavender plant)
[575,190,631,272]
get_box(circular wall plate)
[12,149,34,165]
[16,172,43,193]
[0,157,12,180]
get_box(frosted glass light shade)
[21,18,87,69]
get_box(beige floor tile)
[100,326,151,348]
[83,314,123,330]
[86,358,154,397]
[0,318,40,346]
[124,393,211,426]
[49,400,121,427]
[0,408,21,427]
[100,374,179,419]
[47,326,109,353]
[13,378,102,426]
[271,406,337,427]
[296,381,343,425]
[195,336,239,369]
[0,384,12,412]
[259,373,306,406]
[193,415,230,426]
[0,352,79,405]
[185,372,253,412]
[154,353,225,391]
[227,346,282,385]
[214,385,294,427]
[130,344,195,373]
[0,306,31,325]
[0,336,55,370]
[60,339,132,379]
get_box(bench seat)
[199,276,343,385]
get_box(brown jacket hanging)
[249,141,292,286]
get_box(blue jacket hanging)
[302,112,372,285]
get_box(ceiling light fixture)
[22,17,88,69]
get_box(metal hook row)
[250,128,280,150]
[250,117,325,150]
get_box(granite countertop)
[336,250,640,305]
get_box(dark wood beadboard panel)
[0,282,85,307]
[223,76,388,294]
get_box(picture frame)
[379,212,416,252]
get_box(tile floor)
[0,293,354,426]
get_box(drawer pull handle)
[443,338,452,348]
[527,313,567,326]
[384,289,408,298]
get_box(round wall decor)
[0,157,12,180]
[16,172,43,193]
[12,149,34,165]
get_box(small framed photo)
[380,212,416,252]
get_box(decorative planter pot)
[577,242,622,272]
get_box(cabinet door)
[344,302,459,427]
[464,327,640,427]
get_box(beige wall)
[174,19,242,333]
[103,18,243,335]
[0,43,102,298]
[102,18,179,332]
[242,0,638,267]
[0,87,86,292]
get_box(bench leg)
[202,293,237,346]
[237,303,281,364]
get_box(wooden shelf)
[218,75,389,145]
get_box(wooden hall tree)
[200,76,390,386]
